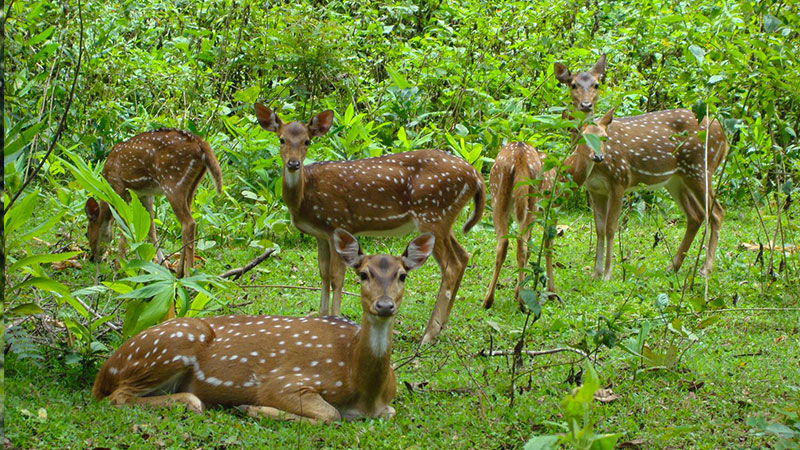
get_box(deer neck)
[564,147,594,187]
[351,314,394,401]
[281,165,305,211]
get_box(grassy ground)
[5,200,800,449]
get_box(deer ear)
[598,108,615,127]
[85,198,100,221]
[402,233,434,271]
[308,110,334,138]
[254,103,282,132]
[592,54,607,83]
[333,228,363,268]
[553,62,572,84]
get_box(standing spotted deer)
[85,129,223,278]
[92,229,434,423]
[482,143,556,309]
[254,103,485,344]
[563,105,728,280]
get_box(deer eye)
[399,273,407,282]
[571,83,577,89]
[359,272,368,281]
[279,138,285,144]
[304,140,311,146]
[594,83,599,89]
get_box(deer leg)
[667,180,704,273]
[316,238,332,316]
[140,195,166,264]
[589,192,609,279]
[482,201,511,309]
[242,391,341,424]
[514,210,533,309]
[701,198,725,275]
[127,393,204,413]
[421,229,465,345]
[328,238,346,316]
[602,188,624,281]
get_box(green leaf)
[4,189,39,237]
[589,433,624,450]
[386,65,411,89]
[7,303,45,317]
[13,277,71,297]
[26,26,54,46]
[134,288,174,332]
[523,435,559,450]
[707,75,724,85]
[763,14,781,33]
[688,45,705,65]
[583,133,604,159]
[655,293,670,311]
[117,281,173,300]
[10,251,81,273]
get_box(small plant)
[525,363,623,450]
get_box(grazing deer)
[254,103,485,344]
[482,142,557,309]
[92,229,434,423]
[564,107,728,280]
[554,54,606,115]
[85,129,223,278]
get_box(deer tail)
[463,170,486,233]
[200,139,223,195]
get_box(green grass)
[5,202,800,449]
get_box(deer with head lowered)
[482,143,557,309]
[254,103,485,344]
[555,55,728,279]
[92,229,434,423]
[85,129,223,279]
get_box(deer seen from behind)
[482,142,556,309]
[92,229,434,423]
[85,129,223,279]
[254,103,485,345]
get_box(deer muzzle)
[579,101,594,112]
[286,159,301,171]
[375,298,396,317]
[591,152,604,163]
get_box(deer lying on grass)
[92,229,434,423]
[85,129,222,278]
[254,103,485,344]
[563,106,728,280]
[482,142,556,309]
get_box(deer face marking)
[554,54,606,114]
[254,103,334,177]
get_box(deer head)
[554,54,607,114]
[254,103,334,188]
[85,197,114,262]
[565,108,614,186]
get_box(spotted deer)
[85,129,223,278]
[564,106,728,280]
[482,142,557,309]
[254,103,485,344]
[92,229,434,423]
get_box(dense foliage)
[3,0,799,448]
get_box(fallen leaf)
[594,388,620,403]
[775,335,787,343]
[617,438,647,448]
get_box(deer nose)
[375,298,396,317]
[591,153,604,163]
[580,102,594,112]
[286,159,301,171]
